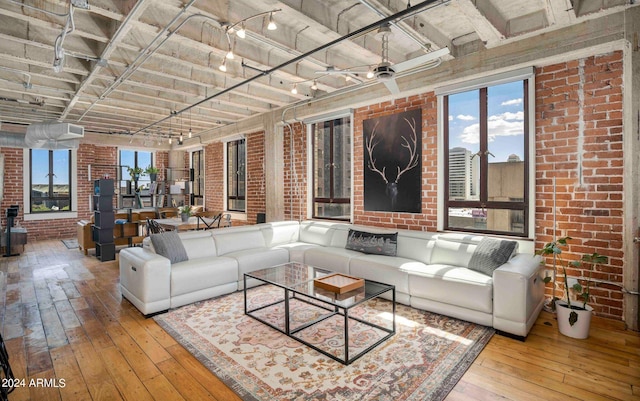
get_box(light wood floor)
[1,240,638,401]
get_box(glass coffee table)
[244,262,395,365]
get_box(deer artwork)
[365,117,420,211]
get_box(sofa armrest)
[119,247,171,315]
[492,254,545,337]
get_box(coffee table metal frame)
[244,262,395,365]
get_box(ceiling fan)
[317,25,450,94]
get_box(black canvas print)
[363,108,422,213]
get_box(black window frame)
[29,149,73,213]
[443,80,530,237]
[191,149,204,206]
[311,117,351,221]
[227,139,246,212]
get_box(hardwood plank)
[28,369,62,401]
[50,345,92,401]
[143,375,187,401]
[4,337,30,401]
[103,321,162,382]
[99,346,155,401]
[156,358,220,401]
[117,313,172,364]
[70,340,123,401]
[446,379,511,401]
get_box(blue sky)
[31,149,69,185]
[447,81,525,163]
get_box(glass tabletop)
[246,262,394,309]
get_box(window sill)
[24,212,78,221]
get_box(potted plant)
[537,237,607,339]
[127,166,144,181]
[178,204,193,222]
[144,165,159,182]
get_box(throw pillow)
[345,229,398,256]
[468,237,518,276]
[150,231,189,264]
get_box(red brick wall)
[1,148,25,230]
[535,51,624,320]
[353,95,439,231]
[204,142,224,212]
[246,131,266,224]
[283,122,307,221]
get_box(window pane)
[52,150,69,198]
[487,82,525,201]
[447,90,480,201]
[314,122,331,198]
[227,142,237,197]
[314,202,350,219]
[332,117,351,198]
[238,140,246,197]
[448,207,525,234]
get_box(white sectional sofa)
[119,220,544,338]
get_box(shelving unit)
[93,179,115,261]
[164,167,194,208]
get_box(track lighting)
[169,136,172,145]
[291,84,298,94]
[311,80,318,90]
[267,13,277,30]
[188,129,192,139]
[219,58,227,72]
[236,23,246,39]
[366,68,375,79]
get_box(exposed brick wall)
[283,122,307,221]
[204,142,224,212]
[0,148,25,230]
[246,131,266,224]
[353,95,439,231]
[535,51,624,320]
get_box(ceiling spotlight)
[366,68,375,79]
[236,23,246,39]
[169,136,172,145]
[226,43,234,59]
[291,84,298,94]
[267,13,277,30]
[345,75,352,82]
[188,128,192,139]
[311,79,318,90]
[219,58,227,72]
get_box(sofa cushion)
[349,254,416,294]
[406,264,493,314]
[213,230,266,255]
[179,231,217,260]
[170,257,238,297]
[150,231,188,264]
[345,229,398,256]
[304,247,363,274]
[468,237,518,276]
[429,236,478,268]
[225,247,290,284]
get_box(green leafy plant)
[537,237,608,326]
[144,165,160,174]
[127,166,144,178]
[178,204,193,216]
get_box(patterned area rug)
[155,285,494,401]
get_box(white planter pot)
[555,300,593,339]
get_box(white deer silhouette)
[365,117,420,211]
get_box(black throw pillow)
[345,229,398,256]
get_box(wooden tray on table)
[314,273,364,294]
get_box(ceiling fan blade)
[383,78,400,94]
[393,47,450,73]
[315,68,369,75]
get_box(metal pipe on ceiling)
[134,0,446,136]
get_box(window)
[227,139,245,212]
[191,150,204,206]
[30,149,72,212]
[119,150,153,208]
[311,116,351,220]
[443,79,530,236]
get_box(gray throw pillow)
[150,231,189,264]
[468,237,518,276]
[345,229,398,256]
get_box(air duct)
[24,122,84,149]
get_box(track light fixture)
[267,13,277,30]
[291,84,298,94]
[311,79,318,90]
[219,57,227,72]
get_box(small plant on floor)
[537,236,571,312]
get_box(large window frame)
[308,113,352,221]
[227,139,246,212]
[191,149,204,206]
[119,149,154,208]
[436,68,535,238]
[29,149,73,213]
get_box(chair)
[220,213,232,228]
[195,211,222,230]
[146,218,165,235]
[157,207,178,218]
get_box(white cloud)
[459,112,524,144]
[448,115,453,121]
[457,114,475,121]
[501,98,523,106]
